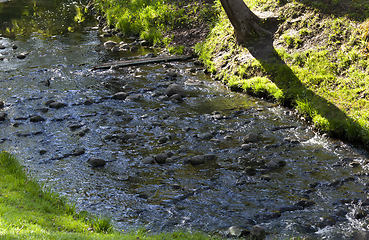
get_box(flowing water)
[1,0,369,239]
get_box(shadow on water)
[243,17,361,143]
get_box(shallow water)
[1,0,369,239]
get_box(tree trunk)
[220,0,270,44]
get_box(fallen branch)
[91,55,193,70]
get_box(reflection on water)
[1,0,369,240]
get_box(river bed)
[1,0,369,239]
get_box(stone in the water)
[251,225,266,239]
[170,93,183,103]
[84,99,94,105]
[0,112,7,121]
[87,157,106,167]
[295,199,316,208]
[189,155,206,165]
[127,94,142,101]
[112,92,128,100]
[142,156,155,164]
[49,102,67,109]
[261,174,271,181]
[226,226,250,238]
[0,101,4,109]
[155,153,168,164]
[243,132,259,143]
[30,115,45,122]
[165,84,186,97]
[197,132,214,140]
[104,40,117,48]
[72,148,85,156]
[241,143,251,151]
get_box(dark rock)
[0,112,7,121]
[68,123,84,130]
[189,155,206,165]
[76,128,90,137]
[84,99,94,105]
[12,44,18,49]
[197,132,214,140]
[130,46,138,52]
[243,132,259,143]
[251,225,266,240]
[244,166,257,175]
[155,153,168,164]
[103,40,117,48]
[179,145,188,153]
[170,93,183,103]
[0,101,4,109]
[158,136,168,144]
[44,99,55,106]
[278,204,303,213]
[142,156,155,164]
[16,52,29,59]
[72,148,85,156]
[226,226,250,238]
[49,102,67,109]
[265,160,279,169]
[167,71,177,78]
[30,115,45,122]
[241,143,251,151]
[87,157,106,167]
[355,210,367,219]
[127,93,142,101]
[256,211,281,221]
[295,199,316,208]
[112,92,128,100]
[165,84,186,97]
[39,149,47,155]
[261,174,272,181]
[140,40,150,46]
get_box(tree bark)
[220,0,270,44]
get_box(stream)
[1,0,369,239]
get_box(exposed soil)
[163,0,215,55]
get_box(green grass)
[194,0,369,144]
[0,151,218,239]
[93,0,217,46]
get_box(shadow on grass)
[286,0,369,22]
[242,19,362,142]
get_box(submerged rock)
[0,112,7,121]
[49,101,67,109]
[87,157,106,167]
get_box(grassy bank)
[194,0,369,144]
[0,151,215,239]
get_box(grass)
[93,0,217,46]
[0,151,217,239]
[194,0,369,145]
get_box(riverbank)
[92,0,369,146]
[0,151,217,239]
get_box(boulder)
[165,84,185,97]
[251,225,266,240]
